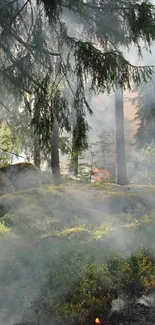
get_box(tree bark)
[151,80,155,144]
[69,127,79,176]
[51,119,61,185]
[115,89,127,185]
[34,133,40,169]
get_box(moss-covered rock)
[0,162,51,190]
[46,219,64,230]
[0,170,15,196]
[0,193,20,217]
[38,235,70,247]
[0,212,17,227]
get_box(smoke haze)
[1,1,155,325]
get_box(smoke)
[136,294,155,307]
[1,1,155,325]
[1,163,155,324]
[111,297,125,312]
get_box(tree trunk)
[34,133,40,169]
[51,119,61,185]
[69,127,79,176]
[115,89,127,185]
[151,81,155,144]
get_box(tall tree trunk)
[151,81,155,144]
[115,89,127,185]
[51,119,61,185]
[34,133,40,169]
[24,143,30,162]
[69,126,79,176]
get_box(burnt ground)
[13,304,155,325]
[100,304,155,324]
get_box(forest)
[1,0,155,325]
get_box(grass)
[1,182,155,324]
[0,221,11,236]
[58,227,91,239]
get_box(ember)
[95,318,101,324]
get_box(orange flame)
[60,163,67,169]
[95,318,101,324]
[92,168,110,182]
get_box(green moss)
[0,193,20,217]
[59,227,91,239]
[93,224,113,239]
[46,219,64,230]
[0,162,37,171]
[92,182,120,190]
[119,223,139,229]
[0,163,50,191]
[106,191,136,198]
[0,213,17,227]
[0,221,11,236]
[38,234,70,247]
[47,184,66,194]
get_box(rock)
[0,162,50,190]
[38,235,70,246]
[0,171,15,196]
[0,193,20,218]
[47,219,64,230]
[135,202,146,215]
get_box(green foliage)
[93,224,112,240]
[71,39,154,92]
[59,136,71,155]
[58,227,91,239]
[1,0,155,162]
[0,221,11,236]
[2,183,155,324]
[40,1,155,50]
[72,113,90,153]
[133,74,155,148]
[141,144,155,181]
[31,77,71,151]
[36,247,155,325]
[0,123,14,166]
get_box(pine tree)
[69,112,90,176]
[36,0,155,185]
[115,89,127,185]
[134,74,155,149]
[0,123,15,166]
[1,0,155,184]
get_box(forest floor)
[1,179,155,324]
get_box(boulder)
[0,170,15,196]
[0,162,51,191]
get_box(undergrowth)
[0,184,155,324]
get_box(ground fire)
[94,298,155,325]
[92,168,111,182]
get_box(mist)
[1,166,155,324]
[1,1,155,325]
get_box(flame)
[60,163,67,169]
[92,168,110,182]
[95,318,101,324]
